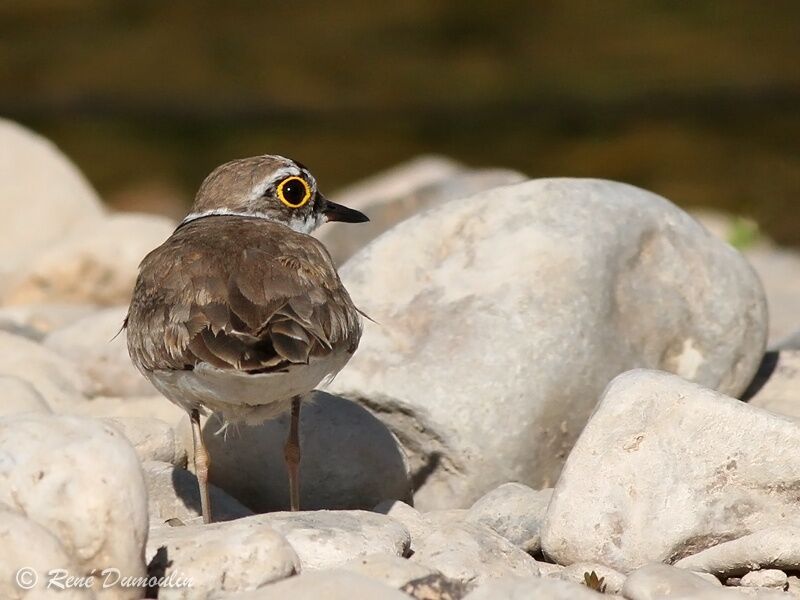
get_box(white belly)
[146,348,352,425]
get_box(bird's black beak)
[322,196,369,223]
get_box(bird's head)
[182,155,368,233]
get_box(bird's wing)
[126,219,361,374]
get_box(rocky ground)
[0,117,799,599]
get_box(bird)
[125,155,368,523]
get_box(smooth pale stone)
[464,575,604,599]
[410,521,540,584]
[65,394,186,426]
[102,417,184,465]
[744,247,800,345]
[3,213,174,306]
[316,155,525,265]
[146,517,299,599]
[0,303,98,341]
[44,307,156,398]
[220,570,411,600]
[189,392,411,512]
[0,118,104,287]
[745,351,800,418]
[143,461,252,526]
[372,500,427,552]
[424,508,469,526]
[0,510,94,600]
[675,526,800,577]
[465,483,552,552]
[776,328,800,351]
[0,375,52,416]
[0,331,92,409]
[558,562,627,595]
[340,554,438,589]
[0,414,148,599]
[330,178,767,509]
[541,370,800,572]
[622,564,726,600]
[256,510,410,571]
[740,570,788,588]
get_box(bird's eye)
[276,176,311,208]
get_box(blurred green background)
[1,1,798,243]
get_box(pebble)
[740,569,788,588]
[330,178,767,509]
[464,575,604,599]
[3,213,175,306]
[541,370,800,572]
[257,510,411,570]
[339,553,438,589]
[622,564,726,599]
[0,375,51,416]
[464,482,552,553]
[745,351,800,418]
[0,303,98,341]
[44,306,156,398]
[103,416,185,465]
[410,521,540,584]
[0,330,92,409]
[147,516,299,599]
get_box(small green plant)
[727,216,761,250]
[584,570,606,593]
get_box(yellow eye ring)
[276,176,312,208]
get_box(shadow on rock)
[197,391,412,512]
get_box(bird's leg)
[284,396,302,511]
[190,409,212,524]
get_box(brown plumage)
[126,216,361,376]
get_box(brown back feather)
[126,216,361,374]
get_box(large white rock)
[0,331,92,409]
[0,510,93,600]
[146,517,299,599]
[316,155,525,264]
[256,510,411,570]
[3,213,174,306]
[189,392,411,512]
[329,178,768,508]
[0,119,104,287]
[0,414,148,599]
[540,370,800,572]
[44,306,156,398]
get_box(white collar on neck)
[179,209,322,235]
